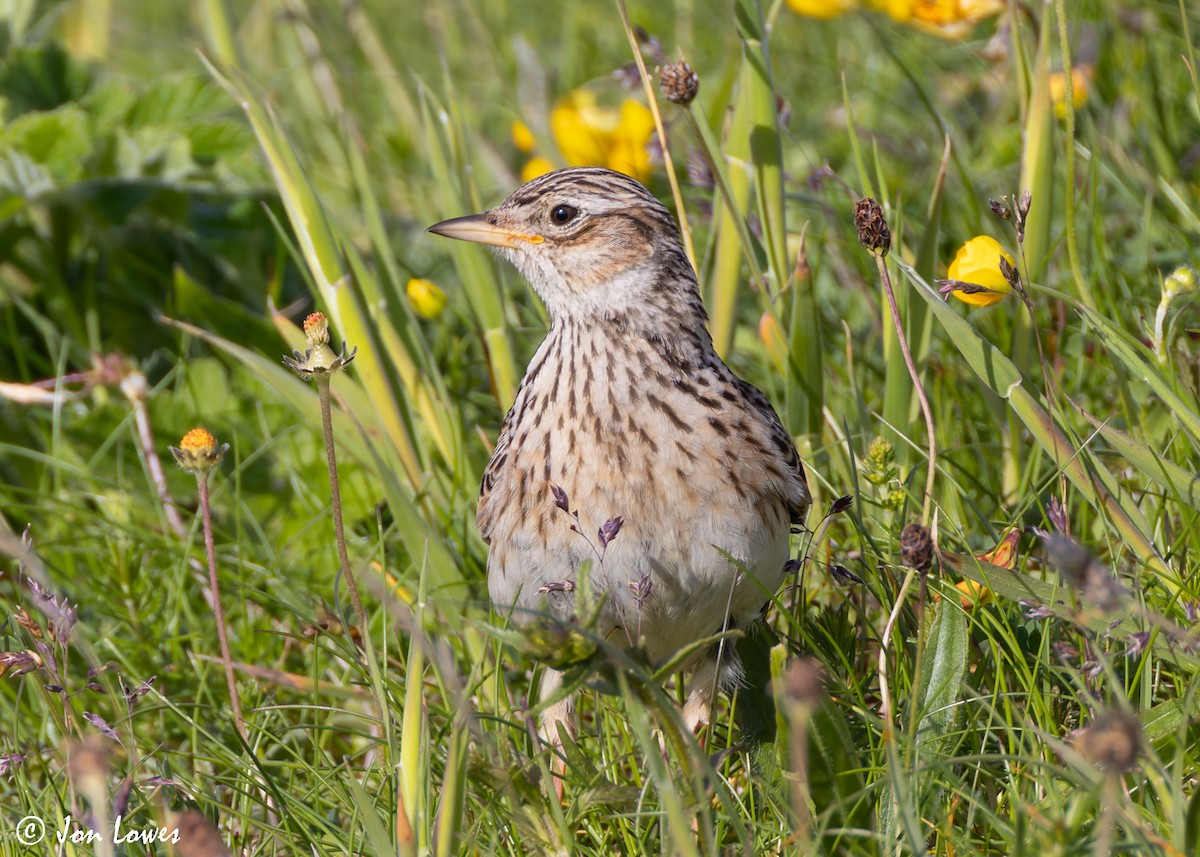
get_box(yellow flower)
[170,427,229,473]
[511,119,537,154]
[871,0,1003,37]
[549,90,655,183]
[786,0,858,20]
[521,155,556,183]
[941,235,1014,307]
[1049,66,1090,119]
[406,278,448,319]
[1163,266,1198,300]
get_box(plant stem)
[196,471,245,741]
[316,374,368,634]
[875,255,937,522]
[614,0,696,274]
[878,565,918,733]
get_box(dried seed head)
[854,197,891,257]
[1123,631,1151,659]
[1015,189,1033,244]
[170,428,230,474]
[1041,533,1128,612]
[899,522,933,571]
[999,255,1021,291]
[168,809,234,857]
[627,573,653,608]
[1075,708,1142,773]
[1047,495,1069,533]
[658,60,699,105]
[0,650,39,678]
[829,563,864,586]
[67,735,111,798]
[988,197,1012,220]
[829,495,854,515]
[1017,189,1033,221]
[780,657,826,708]
[550,484,570,515]
[598,516,624,548]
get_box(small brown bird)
[429,167,810,748]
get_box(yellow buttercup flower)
[786,0,857,20]
[406,278,448,319]
[941,235,1014,307]
[521,155,556,183]
[549,90,655,183]
[1049,66,1090,119]
[870,0,1003,37]
[511,119,537,154]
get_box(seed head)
[988,197,1012,221]
[598,516,624,548]
[780,657,826,708]
[854,197,891,258]
[899,522,933,571]
[170,427,229,474]
[1041,533,1128,612]
[1074,708,1142,773]
[658,60,699,105]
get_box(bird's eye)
[550,204,578,225]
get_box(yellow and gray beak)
[426,213,544,248]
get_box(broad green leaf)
[915,600,968,754]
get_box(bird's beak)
[426,213,544,248]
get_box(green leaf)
[0,104,91,183]
[0,41,91,116]
[915,599,968,755]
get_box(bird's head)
[428,167,697,323]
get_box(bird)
[428,166,810,758]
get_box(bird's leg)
[682,639,743,746]
[682,655,720,741]
[537,667,576,799]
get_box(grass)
[2,0,1200,854]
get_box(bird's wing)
[476,402,518,545]
[735,378,811,526]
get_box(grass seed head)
[854,197,891,257]
[900,522,933,570]
[658,60,699,105]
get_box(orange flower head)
[171,427,229,473]
[303,312,330,347]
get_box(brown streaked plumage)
[429,166,810,756]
